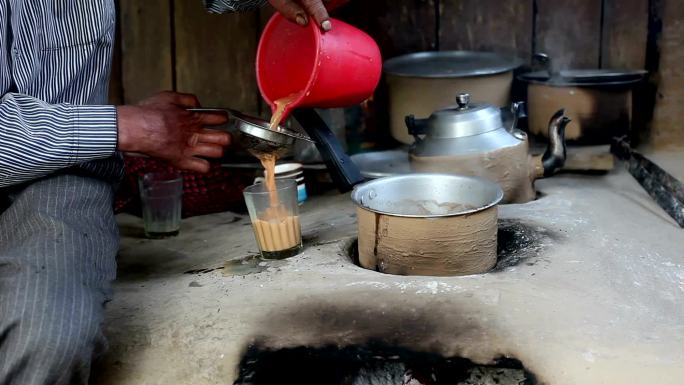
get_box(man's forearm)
[0,93,118,188]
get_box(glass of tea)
[243,179,303,259]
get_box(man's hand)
[268,0,348,31]
[116,91,231,173]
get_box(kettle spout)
[541,109,571,177]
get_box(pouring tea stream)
[237,13,382,256]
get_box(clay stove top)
[99,167,684,385]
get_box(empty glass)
[243,179,302,259]
[139,172,183,239]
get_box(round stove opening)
[347,219,557,276]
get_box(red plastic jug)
[256,14,382,120]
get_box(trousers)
[0,173,118,385]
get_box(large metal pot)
[520,54,646,144]
[351,174,504,276]
[384,51,522,144]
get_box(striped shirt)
[0,0,262,188]
[205,0,267,13]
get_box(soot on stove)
[235,342,536,385]
[234,220,554,385]
[492,219,558,272]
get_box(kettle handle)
[508,102,527,133]
[405,115,429,142]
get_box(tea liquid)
[259,91,302,206]
[252,92,303,254]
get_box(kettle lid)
[427,93,502,138]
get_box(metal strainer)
[232,111,313,158]
[189,108,313,158]
[189,108,364,192]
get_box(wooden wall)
[116,1,260,114]
[650,0,684,148]
[112,0,683,148]
[333,0,650,70]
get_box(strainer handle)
[293,109,366,193]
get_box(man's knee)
[1,286,106,384]
[0,174,117,384]
[32,297,106,358]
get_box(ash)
[349,363,526,385]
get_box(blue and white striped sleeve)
[0,93,118,188]
[203,0,267,13]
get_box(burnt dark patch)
[235,342,537,385]
[492,219,558,272]
[238,298,538,384]
[258,301,465,346]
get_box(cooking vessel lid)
[519,69,647,86]
[384,51,523,78]
[425,93,503,138]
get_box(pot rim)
[384,51,523,79]
[518,75,644,87]
[351,173,504,218]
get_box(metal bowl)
[351,174,504,218]
[350,150,411,179]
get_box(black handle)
[292,109,366,193]
[611,137,684,228]
[405,115,429,137]
[532,52,553,78]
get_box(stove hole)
[347,219,556,276]
[235,343,537,385]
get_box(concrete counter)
[97,166,684,385]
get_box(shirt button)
[12,47,20,57]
